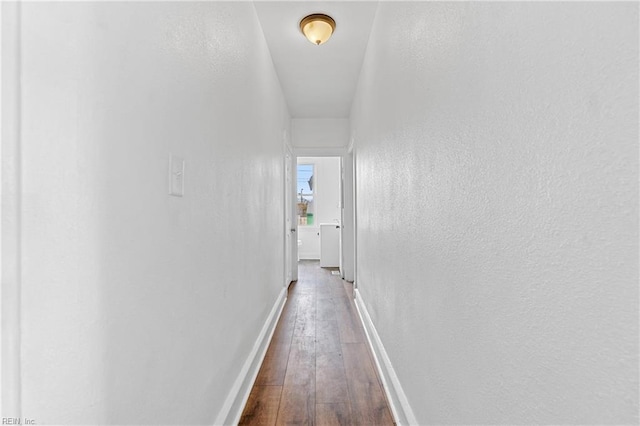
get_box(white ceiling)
[254,1,379,118]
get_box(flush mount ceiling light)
[300,14,336,46]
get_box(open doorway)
[285,150,355,287]
[296,156,341,266]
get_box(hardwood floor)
[240,261,395,426]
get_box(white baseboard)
[354,289,418,426]
[214,287,287,426]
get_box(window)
[297,164,314,225]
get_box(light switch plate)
[169,155,185,197]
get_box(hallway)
[2,1,637,424]
[240,261,393,425]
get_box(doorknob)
[290,229,296,232]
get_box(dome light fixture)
[299,14,336,46]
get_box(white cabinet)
[320,223,341,267]
[298,227,320,260]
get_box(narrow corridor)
[240,261,394,425]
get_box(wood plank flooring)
[240,261,395,426]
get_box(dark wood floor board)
[294,279,316,296]
[239,385,282,426]
[276,384,316,425]
[264,340,292,360]
[316,319,342,353]
[256,342,291,386]
[241,261,394,426]
[289,284,314,300]
[293,315,316,337]
[278,337,316,424]
[336,303,366,344]
[271,289,298,342]
[279,300,297,323]
[317,290,343,302]
[294,294,316,317]
[315,403,352,426]
[283,336,315,387]
[342,343,394,426]
[293,296,316,337]
[316,297,337,321]
[271,313,296,344]
[316,285,336,300]
[316,351,349,403]
[255,355,287,386]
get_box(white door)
[284,150,292,286]
[284,141,298,284]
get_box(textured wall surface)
[350,2,638,423]
[18,2,289,423]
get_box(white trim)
[293,146,346,157]
[1,1,22,417]
[214,287,287,426]
[283,132,294,286]
[354,289,418,426]
[284,139,298,282]
[351,139,358,289]
[347,135,355,154]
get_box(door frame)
[290,147,355,290]
[347,136,357,289]
[283,132,297,284]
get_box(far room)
[296,157,341,269]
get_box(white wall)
[1,1,22,417]
[351,2,638,424]
[297,157,341,259]
[292,118,349,150]
[11,2,289,424]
